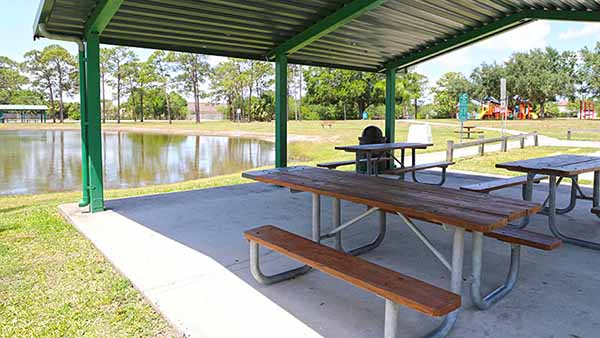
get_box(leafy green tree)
[579,42,600,98]
[148,50,176,124]
[41,45,77,123]
[23,50,55,119]
[106,47,136,123]
[210,59,244,120]
[304,67,384,119]
[0,56,28,104]
[100,48,111,122]
[506,47,577,118]
[397,71,428,118]
[432,72,471,118]
[470,62,506,102]
[171,52,210,123]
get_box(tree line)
[1,43,599,122]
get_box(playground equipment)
[579,100,596,119]
[477,96,538,120]
[478,97,505,120]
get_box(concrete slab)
[60,172,600,338]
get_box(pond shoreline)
[0,123,332,143]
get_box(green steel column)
[385,66,396,143]
[85,33,105,212]
[385,66,396,169]
[78,48,90,207]
[275,53,288,168]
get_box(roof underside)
[34,0,600,72]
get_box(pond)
[0,130,274,195]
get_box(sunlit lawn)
[434,118,600,141]
[452,146,597,183]
[0,173,255,338]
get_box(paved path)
[398,120,600,180]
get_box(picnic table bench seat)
[317,157,390,170]
[383,161,454,175]
[460,175,548,194]
[483,227,561,251]
[382,161,454,186]
[245,225,461,337]
[453,130,483,134]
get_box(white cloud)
[559,23,600,40]
[434,47,473,69]
[480,21,551,51]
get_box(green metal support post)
[85,33,105,212]
[385,66,396,169]
[385,66,396,143]
[78,48,90,207]
[275,53,288,168]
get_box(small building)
[0,105,48,123]
[186,102,223,121]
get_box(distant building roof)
[0,105,48,111]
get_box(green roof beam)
[84,0,125,36]
[267,0,385,59]
[383,9,600,71]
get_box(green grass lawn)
[452,146,597,180]
[434,118,600,141]
[0,174,250,338]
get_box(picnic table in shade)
[497,154,600,249]
[243,166,541,336]
[335,142,432,176]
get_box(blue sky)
[3,1,600,99]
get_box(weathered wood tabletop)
[243,166,541,233]
[335,142,432,153]
[496,154,600,176]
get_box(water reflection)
[0,130,274,195]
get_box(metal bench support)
[248,192,323,285]
[326,198,387,256]
[470,232,520,310]
[384,225,465,338]
[412,167,448,186]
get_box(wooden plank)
[485,227,561,250]
[335,142,432,153]
[383,161,454,175]
[245,225,461,316]
[497,155,600,176]
[591,207,600,216]
[243,167,541,232]
[460,175,548,193]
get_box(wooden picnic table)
[454,125,483,139]
[243,166,541,335]
[335,142,432,176]
[497,154,600,249]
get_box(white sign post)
[500,78,507,136]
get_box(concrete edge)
[57,204,189,338]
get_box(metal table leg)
[547,175,600,250]
[470,232,520,310]
[420,226,465,338]
[249,192,323,284]
[513,173,535,228]
[333,198,343,250]
[593,171,600,215]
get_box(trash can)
[356,125,387,174]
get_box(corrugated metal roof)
[34,0,600,72]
